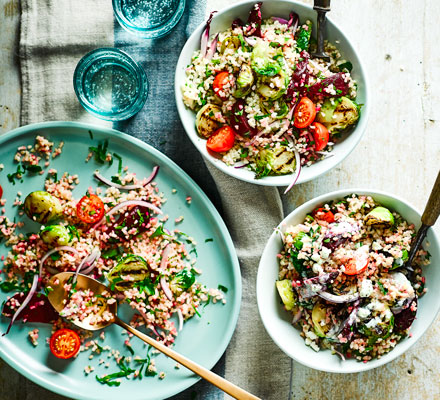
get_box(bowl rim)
[256,188,440,373]
[174,0,371,187]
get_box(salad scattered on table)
[276,194,430,361]
[0,134,226,386]
[182,2,360,190]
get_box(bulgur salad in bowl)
[257,189,440,373]
[175,0,369,190]
[0,122,241,400]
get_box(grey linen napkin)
[18,0,292,398]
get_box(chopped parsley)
[217,284,228,293]
[89,140,109,164]
[95,357,135,387]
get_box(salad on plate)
[0,134,226,386]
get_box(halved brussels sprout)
[251,40,282,77]
[255,146,296,179]
[107,255,150,292]
[195,104,223,138]
[220,36,241,53]
[170,269,196,295]
[312,302,331,337]
[365,207,395,227]
[24,191,63,224]
[276,280,295,311]
[40,225,72,247]
[260,100,289,119]
[315,97,360,133]
[256,69,288,101]
[233,64,254,98]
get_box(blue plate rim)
[0,121,242,400]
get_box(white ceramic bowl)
[257,189,440,373]
[175,0,370,187]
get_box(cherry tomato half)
[49,329,80,359]
[76,194,105,224]
[313,207,335,223]
[206,126,236,153]
[344,257,369,276]
[311,122,329,151]
[0,184,3,199]
[293,97,316,129]
[213,71,231,100]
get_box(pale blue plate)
[0,122,241,400]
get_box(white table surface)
[0,0,439,399]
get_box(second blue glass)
[113,0,186,38]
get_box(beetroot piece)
[244,2,263,37]
[106,206,150,241]
[308,72,350,99]
[286,50,310,99]
[393,297,418,332]
[322,221,359,250]
[230,99,258,137]
[2,292,58,324]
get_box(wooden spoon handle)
[421,170,440,226]
[115,317,261,400]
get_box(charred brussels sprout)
[195,104,223,138]
[315,97,360,133]
[256,69,288,101]
[107,255,150,292]
[365,207,395,227]
[40,225,72,247]
[220,36,241,53]
[233,64,254,98]
[24,191,63,224]
[255,147,296,179]
[276,280,295,311]
[169,269,196,294]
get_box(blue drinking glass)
[73,48,148,121]
[112,0,186,38]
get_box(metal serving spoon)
[404,171,440,268]
[47,272,260,400]
[312,0,331,61]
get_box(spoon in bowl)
[404,171,440,269]
[47,272,260,400]
[312,0,331,61]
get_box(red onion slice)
[272,17,289,25]
[39,246,80,276]
[94,166,159,190]
[283,147,301,194]
[94,171,142,190]
[201,11,217,57]
[160,245,173,301]
[205,33,219,61]
[74,248,101,281]
[291,309,302,324]
[144,166,160,185]
[177,308,184,332]
[93,200,162,230]
[160,277,173,302]
[3,274,38,335]
[318,291,360,304]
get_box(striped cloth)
[19,0,292,398]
